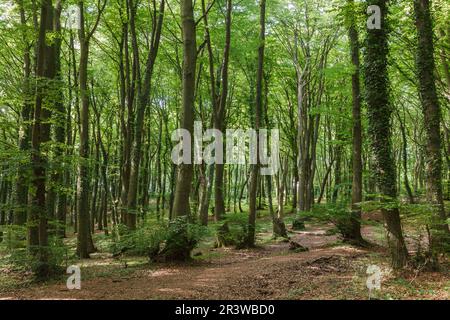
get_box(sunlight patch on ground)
[140,269,180,277]
[158,288,190,294]
[330,246,361,253]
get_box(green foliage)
[213,213,251,249]
[110,222,167,257]
[110,217,208,261]
[401,203,450,255]
[291,217,306,231]
[0,226,67,277]
[0,224,27,249]
[298,203,360,239]
[360,195,400,212]
[159,216,208,261]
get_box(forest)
[0,0,448,300]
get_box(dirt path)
[0,225,372,300]
[1,223,447,300]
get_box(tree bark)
[246,0,266,247]
[76,0,105,258]
[30,0,56,276]
[172,0,197,218]
[348,0,364,243]
[214,0,232,222]
[126,0,165,229]
[14,0,33,226]
[413,0,449,247]
[364,0,408,269]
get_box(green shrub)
[110,222,167,256]
[214,213,250,249]
[298,204,357,239]
[0,224,27,249]
[158,216,208,261]
[0,228,68,278]
[400,203,450,256]
[292,218,306,230]
[110,218,207,261]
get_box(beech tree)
[0,0,448,281]
[172,0,196,218]
[413,0,449,256]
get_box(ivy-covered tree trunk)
[413,0,449,249]
[363,0,408,269]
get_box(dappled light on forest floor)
[1,221,448,300]
[0,0,449,303]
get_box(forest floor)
[0,212,449,300]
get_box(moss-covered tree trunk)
[363,0,408,269]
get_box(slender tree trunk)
[348,0,364,243]
[214,0,232,221]
[156,116,163,218]
[396,110,415,204]
[199,0,217,223]
[0,178,8,242]
[76,0,104,258]
[246,0,266,247]
[51,1,65,236]
[14,0,33,226]
[126,0,165,229]
[77,9,92,258]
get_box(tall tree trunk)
[214,0,232,222]
[332,129,343,203]
[126,0,165,229]
[156,116,163,218]
[364,0,408,269]
[199,0,217,224]
[76,0,105,258]
[396,110,415,204]
[30,0,56,276]
[246,0,266,247]
[0,177,8,242]
[49,1,65,236]
[413,0,449,250]
[77,3,92,258]
[14,0,33,226]
[172,0,197,218]
[348,0,364,243]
